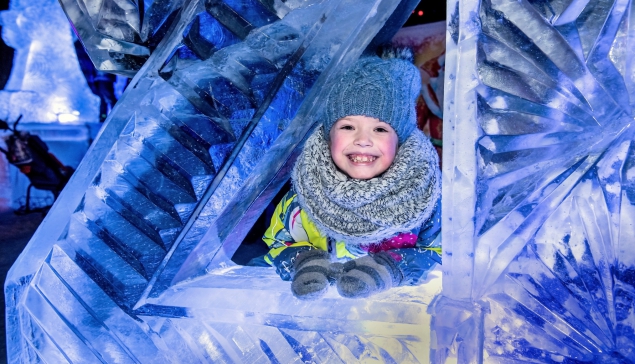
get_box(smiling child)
[259,51,442,300]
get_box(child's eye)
[375,127,388,133]
[340,125,354,130]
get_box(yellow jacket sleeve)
[262,188,355,279]
[262,189,316,266]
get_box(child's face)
[329,115,398,180]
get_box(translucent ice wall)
[0,0,99,123]
[4,0,450,363]
[435,0,635,362]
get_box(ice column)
[0,0,99,123]
[435,0,635,362]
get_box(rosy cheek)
[334,138,351,157]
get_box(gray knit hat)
[322,55,421,144]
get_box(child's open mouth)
[347,154,377,163]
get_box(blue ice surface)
[435,0,635,362]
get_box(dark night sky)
[404,1,447,27]
[0,0,445,90]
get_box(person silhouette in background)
[74,41,118,122]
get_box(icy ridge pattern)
[4,0,442,363]
[58,0,185,76]
[436,0,635,362]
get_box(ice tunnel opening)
[230,179,292,266]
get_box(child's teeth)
[350,155,375,162]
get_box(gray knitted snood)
[291,127,441,246]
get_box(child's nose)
[354,131,373,147]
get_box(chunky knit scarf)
[292,127,441,246]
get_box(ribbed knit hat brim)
[322,56,421,144]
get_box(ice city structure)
[4,0,635,363]
[0,0,99,123]
[0,0,101,210]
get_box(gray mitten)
[336,253,403,298]
[291,249,331,300]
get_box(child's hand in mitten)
[336,253,403,298]
[291,249,331,300]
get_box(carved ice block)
[436,0,635,362]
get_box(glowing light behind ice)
[0,0,99,123]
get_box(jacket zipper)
[327,237,337,261]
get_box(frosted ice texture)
[58,0,178,76]
[0,0,99,123]
[4,0,438,363]
[58,0,294,76]
[436,0,635,362]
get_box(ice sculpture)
[434,0,635,362]
[0,0,99,123]
[4,0,448,362]
[59,0,185,76]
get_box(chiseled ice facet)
[58,0,160,76]
[437,0,635,361]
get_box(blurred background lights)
[58,112,79,123]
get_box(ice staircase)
[5,0,442,363]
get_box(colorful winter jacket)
[262,187,442,285]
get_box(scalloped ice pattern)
[435,0,635,362]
